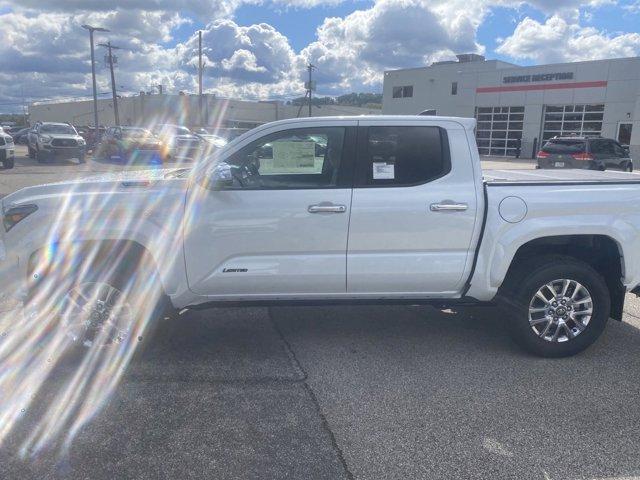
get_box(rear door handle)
[308,203,347,213]
[430,202,468,212]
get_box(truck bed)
[484,169,640,185]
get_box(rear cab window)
[355,126,450,187]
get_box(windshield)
[40,124,76,135]
[122,127,153,137]
[542,139,586,154]
[158,125,190,136]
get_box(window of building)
[451,82,458,95]
[225,127,346,189]
[617,123,633,145]
[357,126,449,187]
[542,104,604,141]
[474,106,525,157]
[392,85,413,99]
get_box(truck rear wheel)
[2,156,14,169]
[501,256,610,357]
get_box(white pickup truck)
[2,116,640,357]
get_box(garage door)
[475,106,524,157]
[541,104,604,141]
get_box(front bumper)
[170,146,204,161]
[40,146,86,161]
[0,148,15,161]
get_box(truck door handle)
[430,202,468,212]
[308,204,347,213]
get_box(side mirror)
[210,162,234,189]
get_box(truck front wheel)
[27,243,166,350]
[502,256,610,357]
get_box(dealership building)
[382,54,640,158]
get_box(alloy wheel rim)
[59,282,133,347]
[528,279,593,343]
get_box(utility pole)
[98,41,122,126]
[81,25,109,128]
[198,30,204,127]
[20,85,27,126]
[305,64,316,117]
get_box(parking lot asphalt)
[2,147,640,479]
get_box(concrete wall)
[29,95,380,130]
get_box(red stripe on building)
[476,80,608,93]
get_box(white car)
[2,115,640,357]
[0,129,15,169]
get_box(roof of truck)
[261,115,476,129]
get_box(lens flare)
[0,114,232,457]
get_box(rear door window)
[542,139,586,154]
[590,140,615,155]
[355,126,450,187]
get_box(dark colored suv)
[537,136,633,171]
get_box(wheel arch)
[500,235,625,320]
[27,239,168,300]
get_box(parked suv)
[28,122,86,164]
[537,136,632,171]
[0,129,15,169]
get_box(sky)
[1,0,640,113]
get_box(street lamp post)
[81,24,109,131]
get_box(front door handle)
[430,202,468,212]
[308,203,347,213]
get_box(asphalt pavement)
[2,147,640,479]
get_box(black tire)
[500,255,610,357]
[28,146,35,159]
[27,242,167,351]
[3,157,14,169]
[36,148,45,163]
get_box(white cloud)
[300,0,489,93]
[496,15,640,63]
[0,0,636,112]
[623,1,640,13]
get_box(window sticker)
[272,141,315,170]
[372,162,395,180]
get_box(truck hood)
[1,168,189,210]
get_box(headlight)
[3,204,38,232]
[40,135,52,144]
[77,137,86,146]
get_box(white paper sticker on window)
[272,141,316,170]
[373,162,395,179]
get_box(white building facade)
[383,55,640,159]
[29,94,379,136]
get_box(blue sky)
[1,0,640,110]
